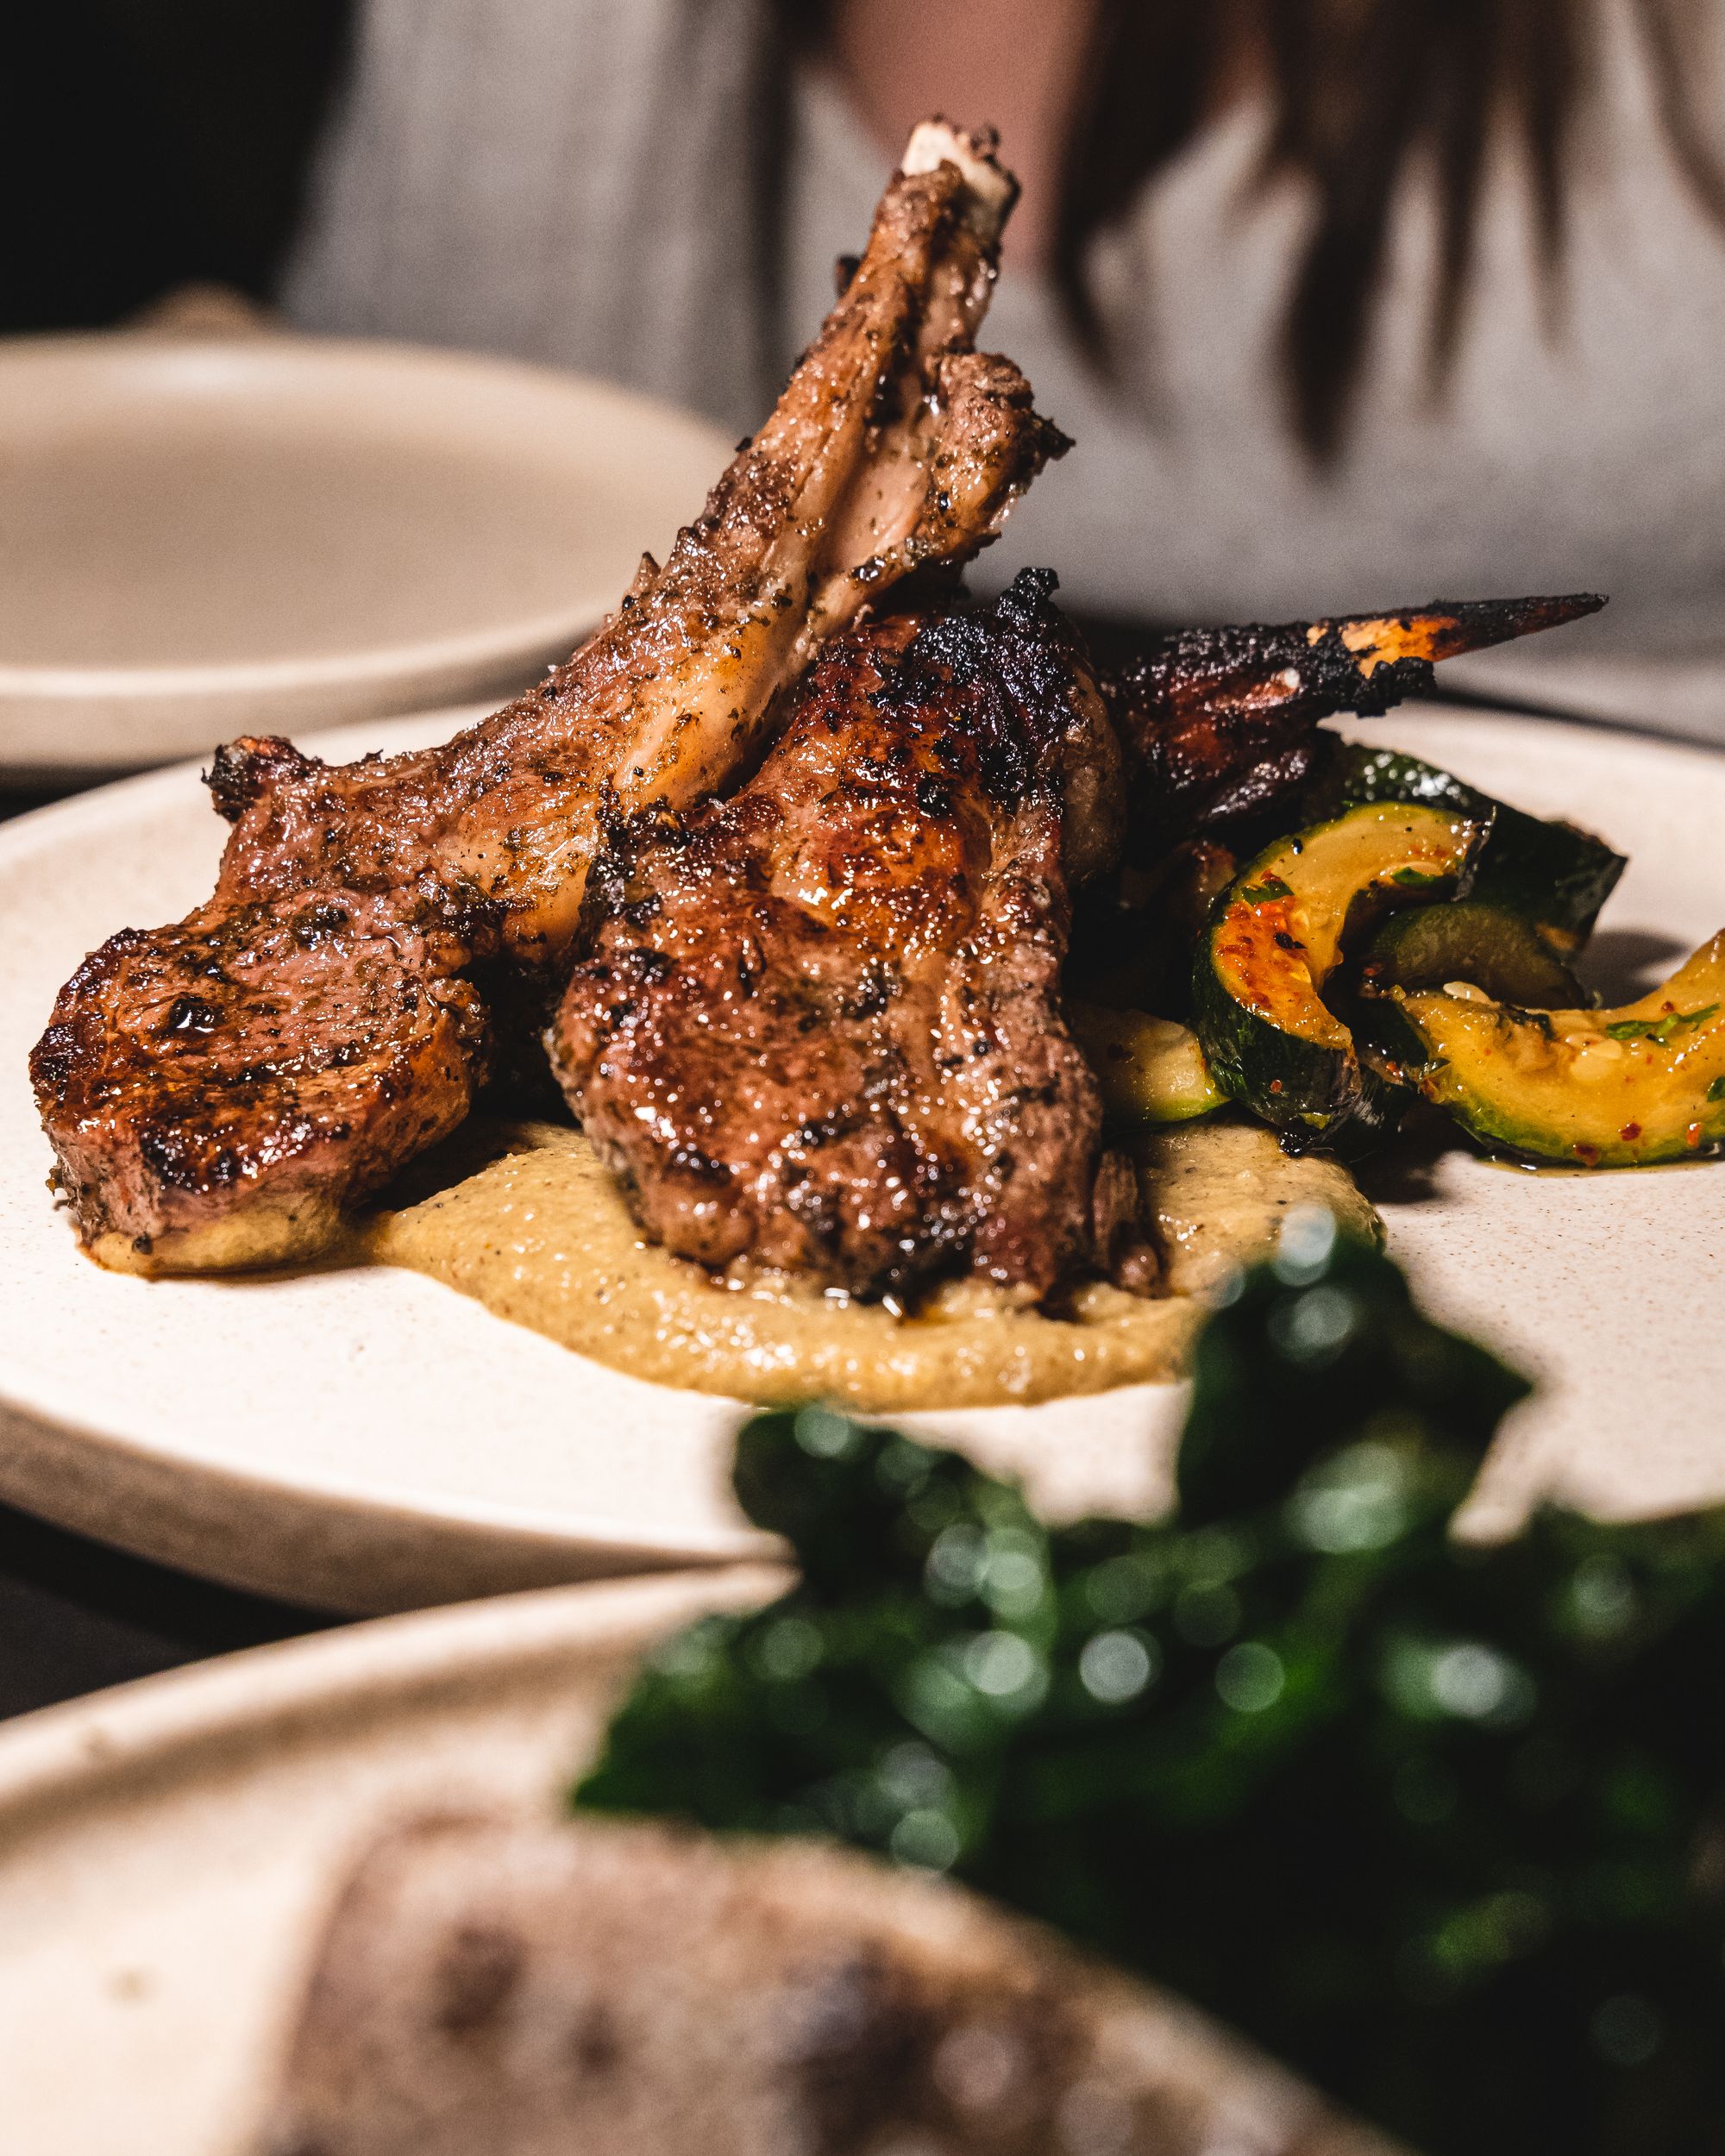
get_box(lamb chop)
[551,585,1602,1302]
[552,568,1120,1302]
[1107,592,1604,855]
[32,122,1063,1275]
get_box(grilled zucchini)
[1376,931,1725,1166]
[1194,802,1487,1141]
[1070,1005,1225,1125]
[1300,741,1624,953]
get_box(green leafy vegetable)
[1239,874,1293,906]
[577,1222,1725,2156]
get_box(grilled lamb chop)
[257,1814,1398,2156]
[32,122,1063,1275]
[1108,592,1604,856]
[552,584,1602,1303]
[552,570,1121,1300]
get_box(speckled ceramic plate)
[0,705,1720,1608]
[0,336,731,777]
[0,1567,782,2156]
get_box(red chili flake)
[1620,1121,1642,1142]
[1270,1079,1284,1095]
[1574,1143,1600,1165]
[1687,1122,1704,1149]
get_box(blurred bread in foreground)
[259,1813,1397,2155]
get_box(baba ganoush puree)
[361,1118,1378,1412]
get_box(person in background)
[284,1,1725,741]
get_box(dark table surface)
[0,776,329,1726]
[0,1499,327,1720]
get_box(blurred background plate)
[0,335,731,780]
[0,1568,781,2156]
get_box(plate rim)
[0,1563,785,1828]
[0,1563,786,2155]
[0,332,731,769]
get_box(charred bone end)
[900,116,1019,245]
[203,736,317,824]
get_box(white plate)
[0,1567,782,2156]
[0,336,731,778]
[0,705,1720,1608]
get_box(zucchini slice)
[1361,900,1585,1008]
[1379,931,1725,1166]
[1070,1005,1225,1124]
[1301,741,1625,952]
[1194,802,1488,1139]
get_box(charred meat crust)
[203,736,317,824]
[552,572,1113,1301]
[31,905,484,1270]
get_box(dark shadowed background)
[2,2,348,335]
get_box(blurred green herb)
[575,1214,1725,2156]
[1603,1005,1718,1044]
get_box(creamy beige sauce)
[361,1118,1380,1413]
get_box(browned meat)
[256,1814,1400,2156]
[32,122,1064,1275]
[1108,593,1605,856]
[551,584,1603,1303]
[551,570,1120,1300]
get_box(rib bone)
[32,123,1063,1274]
